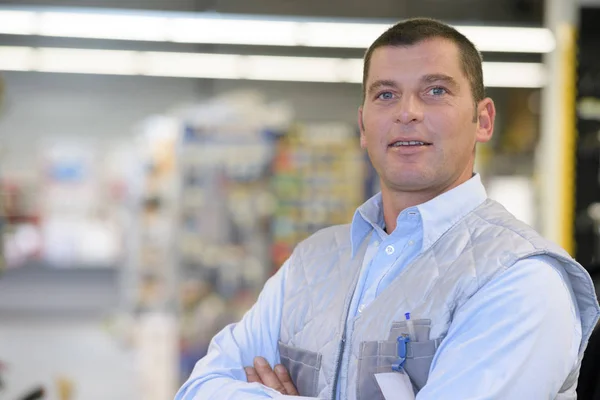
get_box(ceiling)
[0,0,545,25]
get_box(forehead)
[367,39,465,83]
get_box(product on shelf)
[270,123,366,269]
[0,177,41,268]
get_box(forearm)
[417,257,580,399]
[176,374,281,400]
[176,330,283,400]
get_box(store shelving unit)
[125,94,373,393]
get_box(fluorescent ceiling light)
[38,12,167,41]
[482,62,547,88]
[0,8,554,53]
[0,10,37,35]
[339,59,365,83]
[0,46,34,71]
[141,52,241,79]
[299,22,387,48]
[169,18,298,46]
[243,56,343,82]
[456,26,555,54]
[36,48,139,75]
[0,46,546,88]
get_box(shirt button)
[408,240,414,246]
[358,304,366,313]
[373,240,380,247]
[385,245,395,255]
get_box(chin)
[385,175,432,191]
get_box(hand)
[245,356,299,396]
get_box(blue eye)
[429,87,447,96]
[377,91,394,100]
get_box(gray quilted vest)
[278,199,600,400]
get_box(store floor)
[0,317,137,400]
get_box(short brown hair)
[362,18,485,108]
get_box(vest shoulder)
[293,224,352,260]
[471,199,572,259]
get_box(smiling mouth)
[389,140,432,147]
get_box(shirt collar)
[351,192,384,254]
[417,174,488,251]
[350,174,488,256]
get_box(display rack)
[175,119,281,380]
[126,93,371,393]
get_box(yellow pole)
[558,24,577,255]
[538,0,578,256]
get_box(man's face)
[359,38,495,196]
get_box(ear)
[475,98,495,144]
[358,106,367,149]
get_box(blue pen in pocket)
[392,334,410,372]
[392,312,416,372]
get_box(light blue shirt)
[175,174,582,400]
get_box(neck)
[381,172,473,233]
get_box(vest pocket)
[357,341,400,400]
[278,341,322,397]
[356,320,441,400]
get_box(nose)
[395,94,424,125]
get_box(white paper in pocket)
[374,371,416,400]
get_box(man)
[175,18,600,399]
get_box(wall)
[0,72,202,173]
[0,71,362,173]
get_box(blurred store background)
[0,0,599,399]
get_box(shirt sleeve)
[174,259,290,400]
[416,255,582,400]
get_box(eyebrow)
[367,79,398,95]
[420,74,460,90]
